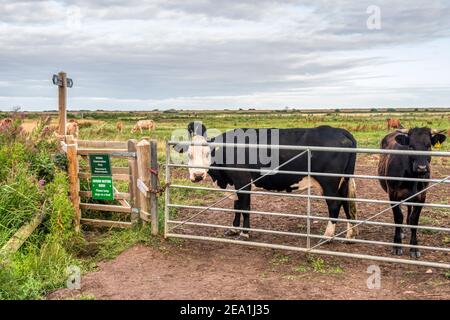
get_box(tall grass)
[0,116,78,300]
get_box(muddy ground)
[50,156,449,300]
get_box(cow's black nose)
[194,175,203,182]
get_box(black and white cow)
[378,128,446,258]
[175,122,358,240]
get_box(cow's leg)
[321,179,341,239]
[224,199,241,237]
[324,199,340,238]
[390,193,404,255]
[408,205,423,259]
[403,206,412,240]
[238,191,251,240]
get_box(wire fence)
[164,141,450,269]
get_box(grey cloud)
[0,0,449,109]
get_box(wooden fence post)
[128,139,140,225]
[149,140,159,235]
[136,140,151,227]
[58,71,67,136]
[136,139,159,235]
[66,135,81,232]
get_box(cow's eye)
[205,151,210,157]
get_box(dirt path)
[49,241,449,300]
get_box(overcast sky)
[1,0,450,111]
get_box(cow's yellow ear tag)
[434,141,441,150]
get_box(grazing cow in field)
[0,118,12,128]
[387,118,403,130]
[174,122,358,240]
[116,121,124,133]
[378,128,446,258]
[131,120,155,133]
[66,122,79,138]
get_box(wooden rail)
[0,210,46,257]
[80,203,132,214]
[77,148,130,157]
[80,218,131,229]
[77,140,128,149]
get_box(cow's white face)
[188,135,211,182]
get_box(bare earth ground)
[50,156,449,300]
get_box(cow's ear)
[431,133,446,146]
[395,134,409,146]
[173,144,188,153]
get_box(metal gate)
[164,141,450,269]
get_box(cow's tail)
[347,178,357,221]
[340,131,358,237]
[338,176,357,221]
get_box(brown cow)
[66,122,79,138]
[116,121,124,133]
[387,118,403,130]
[131,120,156,133]
[0,118,12,127]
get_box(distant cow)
[0,118,12,128]
[66,122,79,138]
[174,122,358,240]
[386,118,403,130]
[131,120,155,133]
[116,121,124,133]
[378,128,446,258]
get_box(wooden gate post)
[136,140,151,227]
[58,72,67,136]
[128,139,140,225]
[136,139,159,235]
[66,135,81,232]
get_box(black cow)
[378,128,446,258]
[175,122,358,240]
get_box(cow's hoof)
[409,249,421,259]
[346,223,358,240]
[236,232,250,241]
[400,230,406,240]
[224,229,240,237]
[345,228,357,241]
[391,247,403,256]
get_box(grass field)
[70,110,450,152]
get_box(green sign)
[91,176,114,200]
[89,154,112,176]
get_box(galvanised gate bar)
[164,141,450,269]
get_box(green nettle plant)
[0,115,77,300]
